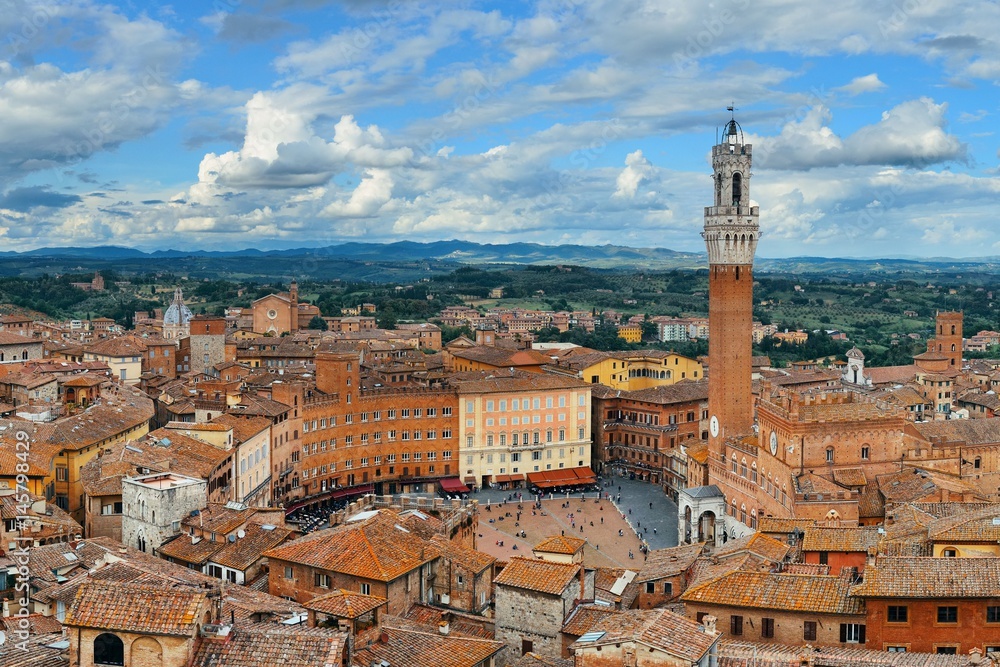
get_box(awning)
[527,467,597,489]
[493,473,524,484]
[439,477,470,493]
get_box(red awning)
[439,477,470,493]
[494,473,524,484]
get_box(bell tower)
[704,112,759,456]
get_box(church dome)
[163,289,193,326]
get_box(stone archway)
[131,636,163,667]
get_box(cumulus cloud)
[613,150,653,198]
[197,93,414,189]
[754,98,966,170]
[835,73,886,96]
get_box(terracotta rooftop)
[428,534,495,573]
[444,368,588,393]
[682,570,863,615]
[353,624,504,667]
[560,602,621,637]
[757,517,815,536]
[191,625,347,667]
[852,556,1000,598]
[617,379,709,405]
[210,412,271,443]
[0,632,69,667]
[210,522,294,571]
[718,639,983,666]
[493,556,581,596]
[157,533,226,565]
[569,608,719,663]
[511,653,575,667]
[832,467,868,488]
[802,526,881,553]
[86,334,147,357]
[915,417,1000,446]
[303,589,387,619]
[64,581,206,636]
[635,542,705,583]
[713,531,790,563]
[533,534,586,555]
[264,509,438,582]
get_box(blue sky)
[1,0,999,258]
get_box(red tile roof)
[493,556,581,596]
[64,581,206,636]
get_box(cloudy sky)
[1,0,998,258]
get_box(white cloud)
[835,73,886,96]
[753,98,965,170]
[613,150,652,198]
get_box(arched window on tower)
[951,325,956,335]
[716,174,722,206]
[731,173,742,206]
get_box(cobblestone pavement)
[469,473,679,567]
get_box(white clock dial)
[709,415,719,438]
[769,431,778,456]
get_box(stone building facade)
[121,472,207,554]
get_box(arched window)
[740,459,747,478]
[731,172,742,205]
[21,349,27,360]
[826,447,834,463]
[951,344,956,351]
[951,325,956,335]
[93,632,124,666]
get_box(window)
[989,606,1000,623]
[803,621,817,641]
[93,632,125,666]
[645,582,655,594]
[936,647,957,655]
[943,548,957,557]
[826,447,834,463]
[315,573,331,588]
[938,606,958,623]
[761,617,774,638]
[818,551,828,565]
[840,623,864,643]
[887,646,907,653]
[664,582,672,595]
[56,466,68,482]
[861,446,869,460]
[443,407,452,416]
[361,583,371,595]
[887,606,908,623]
[730,615,743,636]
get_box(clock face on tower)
[769,431,778,456]
[709,415,719,438]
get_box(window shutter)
[858,624,866,645]
[840,624,847,643]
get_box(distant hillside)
[2,241,1000,279]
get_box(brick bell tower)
[704,111,759,456]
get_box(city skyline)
[1,0,998,258]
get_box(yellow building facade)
[579,352,703,391]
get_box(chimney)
[379,631,389,644]
[969,647,983,665]
[438,621,449,635]
[701,614,717,635]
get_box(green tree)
[307,315,328,331]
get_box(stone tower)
[929,310,962,369]
[703,114,759,454]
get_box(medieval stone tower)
[929,310,963,369]
[704,114,759,456]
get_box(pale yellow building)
[84,335,147,385]
[617,324,643,344]
[449,371,592,489]
[557,351,703,391]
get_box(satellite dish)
[0,631,6,646]
[228,534,236,543]
[237,529,246,539]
